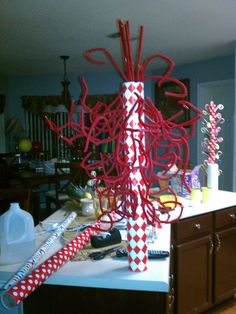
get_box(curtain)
[0,94,6,114]
[21,96,64,114]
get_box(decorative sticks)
[45,20,202,228]
[201,100,224,172]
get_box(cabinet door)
[214,226,236,303]
[175,236,213,314]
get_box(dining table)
[9,167,56,222]
[10,161,86,222]
[14,168,56,188]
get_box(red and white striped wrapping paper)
[1,224,99,308]
[123,81,148,272]
[208,101,216,164]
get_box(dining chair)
[0,187,32,215]
[45,161,84,212]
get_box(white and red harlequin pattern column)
[208,101,216,164]
[123,81,148,272]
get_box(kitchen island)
[0,206,171,314]
[1,190,236,314]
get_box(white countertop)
[180,190,236,219]
[1,190,236,296]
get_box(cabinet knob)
[168,293,175,310]
[168,274,175,309]
[229,213,236,220]
[194,223,201,230]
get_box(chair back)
[55,161,84,184]
[0,188,32,214]
[54,162,86,208]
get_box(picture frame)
[155,78,190,125]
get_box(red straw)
[44,20,202,228]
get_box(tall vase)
[123,81,148,272]
[207,163,219,190]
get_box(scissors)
[89,245,123,260]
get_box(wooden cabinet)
[170,207,236,314]
[214,207,236,304]
[175,236,213,313]
[171,213,213,314]
[24,285,168,314]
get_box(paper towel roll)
[207,163,219,190]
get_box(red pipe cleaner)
[45,20,202,228]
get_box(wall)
[234,44,236,191]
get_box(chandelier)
[60,55,71,110]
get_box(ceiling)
[1,0,236,76]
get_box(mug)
[93,197,108,218]
[190,188,202,202]
[201,187,213,203]
[80,198,95,216]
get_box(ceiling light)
[60,55,71,110]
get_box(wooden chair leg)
[46,197,51,213]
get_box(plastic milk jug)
[0,202,35,264]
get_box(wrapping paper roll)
[207,163,219,190]
[123,81,148,272]
[1,211,77,292]
[1,224,99,309]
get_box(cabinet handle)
[194,223,201,230]
[168,275,175,310]
[229,213,236,220]
[215,233,221,252]
[209,237,214,254]
[169,293,175,310]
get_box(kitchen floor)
[205,296,236,313]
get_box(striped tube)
[123,81,148,272]
[208,101,216,164]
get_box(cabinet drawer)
[215,207,236,229]
[173,213,213,242]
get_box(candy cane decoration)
[201,100,224,172]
